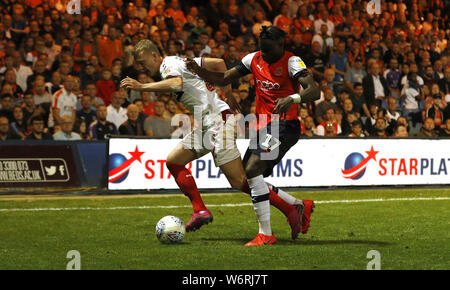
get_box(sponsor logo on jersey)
[256,79,280,91]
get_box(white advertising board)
[108,138,450,190]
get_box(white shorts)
[181,112,241,167]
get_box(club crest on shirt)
[275,67,283,76]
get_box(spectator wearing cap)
[344,55,366,93]
[26,115,53,140]
[362,61,390,108]
[0,116,21,140]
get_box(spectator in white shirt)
[107,91,128,129]
[314,10,334,36]
[48,74,77,128]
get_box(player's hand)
[273,97,294,119]
[226,94,241,114]
[120,77,142,91]
[185,58,201,74]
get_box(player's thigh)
[166,142,198,166]
[219,156,247,191]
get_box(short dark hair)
[30,115,44,124]
[260,26,286,41]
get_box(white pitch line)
[0,197,449,213]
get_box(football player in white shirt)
[121,40,302,246]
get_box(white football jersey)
[160,56,229,126]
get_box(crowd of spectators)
[0,0,449,142]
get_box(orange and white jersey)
[48,88,77,127]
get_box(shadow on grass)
[200,237,392,246]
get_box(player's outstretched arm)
[185,58,242,87]
[273,72,320,115]
[120,76,183,92]
[202,58,241,113]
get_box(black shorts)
[243,119,301,177]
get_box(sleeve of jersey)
[288,56,309,79]
[160,57,184,80]
[235,52,256,76]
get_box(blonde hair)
[133,39,160,57]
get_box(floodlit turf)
[0,188,449,270]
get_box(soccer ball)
[155,215,185,244]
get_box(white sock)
[267,182,303,206]
[248,175,272,236]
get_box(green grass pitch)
[0,188,449,270]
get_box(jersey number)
[261,134,281,152]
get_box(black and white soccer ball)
[155,215,185,244]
